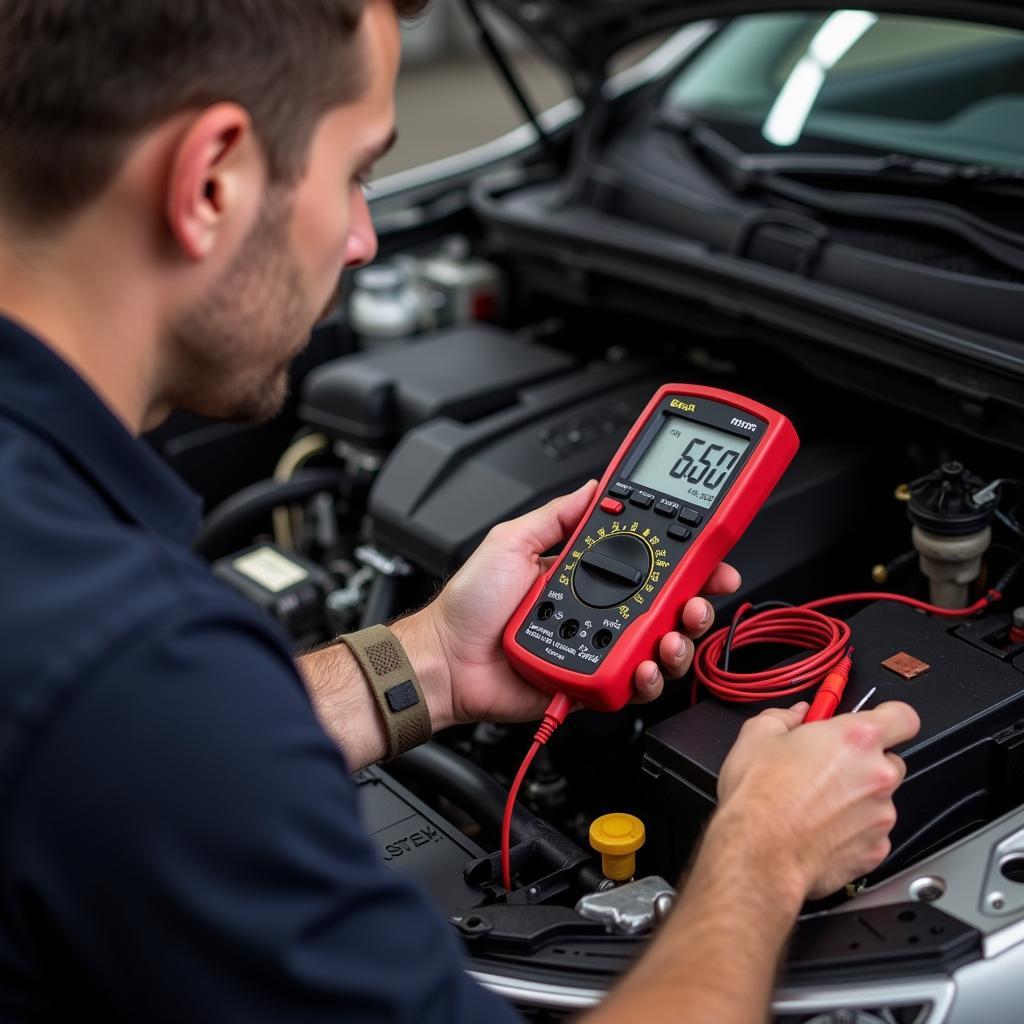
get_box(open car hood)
[486,0,1024,82]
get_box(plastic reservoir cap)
[590,813,646,881]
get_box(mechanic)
[0,1,920,1021]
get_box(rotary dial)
[573,533,651,608]
[556,519,673,616]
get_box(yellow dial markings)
[570,529,672,610]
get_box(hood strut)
[462,0,557,163]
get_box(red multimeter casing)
[502,384,799,712]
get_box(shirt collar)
[0,315,201,545]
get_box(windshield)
[664,12,1024,171]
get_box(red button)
[599,497,624,515]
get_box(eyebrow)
[359,128,397,172]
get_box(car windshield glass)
[663,11,1024,171]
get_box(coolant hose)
[193,469,345,560]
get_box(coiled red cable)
[693,589,1001,705]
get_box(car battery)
[642,600,1024,882]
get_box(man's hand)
[415,480,741,730]
[715,699,921,899]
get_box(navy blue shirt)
[0,317,520,1022]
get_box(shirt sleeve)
[3,604,522,1024]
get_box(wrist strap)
[339,624,432,760]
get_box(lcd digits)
[631,419,750,510]
[669,434,743,507]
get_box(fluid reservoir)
[349,262,425,343]
[907,462,996,609]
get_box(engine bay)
[170,289,1024,1016]
[152,11,1024,1015]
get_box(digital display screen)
[630,417,750,508]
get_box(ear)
[165,103,264,261]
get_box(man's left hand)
[412,480,741,730]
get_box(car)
[152,3,1024,1021]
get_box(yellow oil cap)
[589,813,645,881]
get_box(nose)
[344,186,379,270]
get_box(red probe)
[804,647,854,722]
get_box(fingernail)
[648,665,660,685]
[792,700,810,712]
[676,637,689,660]
[700,603,710,625]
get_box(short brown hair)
[0,0,426,227]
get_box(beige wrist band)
[338,624,432,760]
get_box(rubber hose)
[193,469,345,560]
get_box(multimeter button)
[609,482,632,499]
[678,507,703,526]
[574,534,652,607]
[654,499,678,517]
[599,497,624,515]
[629,492,654,510]
[668,524,691,542]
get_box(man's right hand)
[716,700,921,899]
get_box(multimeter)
[502,384,799,712]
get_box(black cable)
[993,554,1024,597]
[192,469,345,560]
[721,600,791,673]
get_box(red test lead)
[501,693,572,891]
[805,647,854,723]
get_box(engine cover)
[368,359,875,582]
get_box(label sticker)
[232,546,309,593]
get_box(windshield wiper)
[660,109,1024,192]
[659,110,1024,276]
[745,151,1024,191]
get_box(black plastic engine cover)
[368,358,875,580]
[299,325,573,448]
[354,766,487,916]
[643,600,1024,881]
[367,362,661,576]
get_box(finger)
[633,661,664,703]
[741,701,810,738]
[681,597,715,638]
[859,701,921,749]
[702,563,742,596]
[885,752,907,787]
[658,632,694,679]
[510,480,598,555]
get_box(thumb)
[512,479,597,555]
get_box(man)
[0,1,919,1021]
